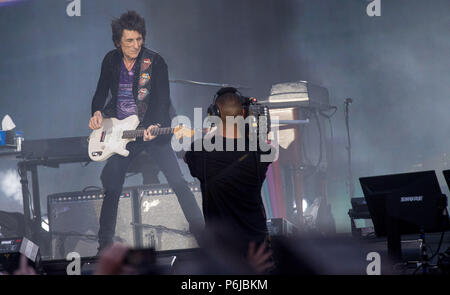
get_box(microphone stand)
[344,98,354,200]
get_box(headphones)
[207,87,245,118]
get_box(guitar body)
[88,115,140,162]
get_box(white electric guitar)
[88,115,193,161]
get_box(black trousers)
[98,139,204,247]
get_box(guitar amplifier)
[135,183,202,251]
[47,188,136,259]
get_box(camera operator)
[184,88,274,270]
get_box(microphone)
[344,98,353,104]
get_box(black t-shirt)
[185,135,272,246]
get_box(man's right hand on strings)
[89,110,103,130]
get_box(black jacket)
[91,47,172,143]
[185,136,271,247]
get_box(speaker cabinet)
[47,188,135,259]
[136,183,202,251]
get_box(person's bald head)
[216,92,244,121]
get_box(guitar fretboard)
[122,127,174,139]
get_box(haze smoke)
[0,169,22,206]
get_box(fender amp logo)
[400,196,423,203]
[142,199,160,213]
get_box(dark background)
[1,0,450,232]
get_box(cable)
[133,223,192,237]
[318,106,338,119]
[17,165,35,219]
[312,110,324,170]
[429,235,444,260]
[125,172,139,179]
[293,109,324,179]
[319,108,336,173]
[203,137,208,217]
[426,244,434,258]
[344,99,354,199]
[429,209,449,260]
[254,139,265,223]
[413,263,424,275]
[52,231,99,241]
[301,110,324,179]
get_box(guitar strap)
[135,50,154,123]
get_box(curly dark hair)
[111,11,146,48]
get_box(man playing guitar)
[89,11,204,252]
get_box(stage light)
[41,216,49,232]
[292,199,308,214]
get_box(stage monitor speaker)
[136,183,202,251]
[47,188,135,259]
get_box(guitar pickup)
[100,131,106,142]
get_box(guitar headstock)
[173,125,194,139]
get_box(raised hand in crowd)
[13,254,37,275]
[247,241,274,274]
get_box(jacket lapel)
[111,50,122,100]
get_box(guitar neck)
[122,127,174,139]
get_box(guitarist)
[88,11,204,252]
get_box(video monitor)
[359,170,448,237]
